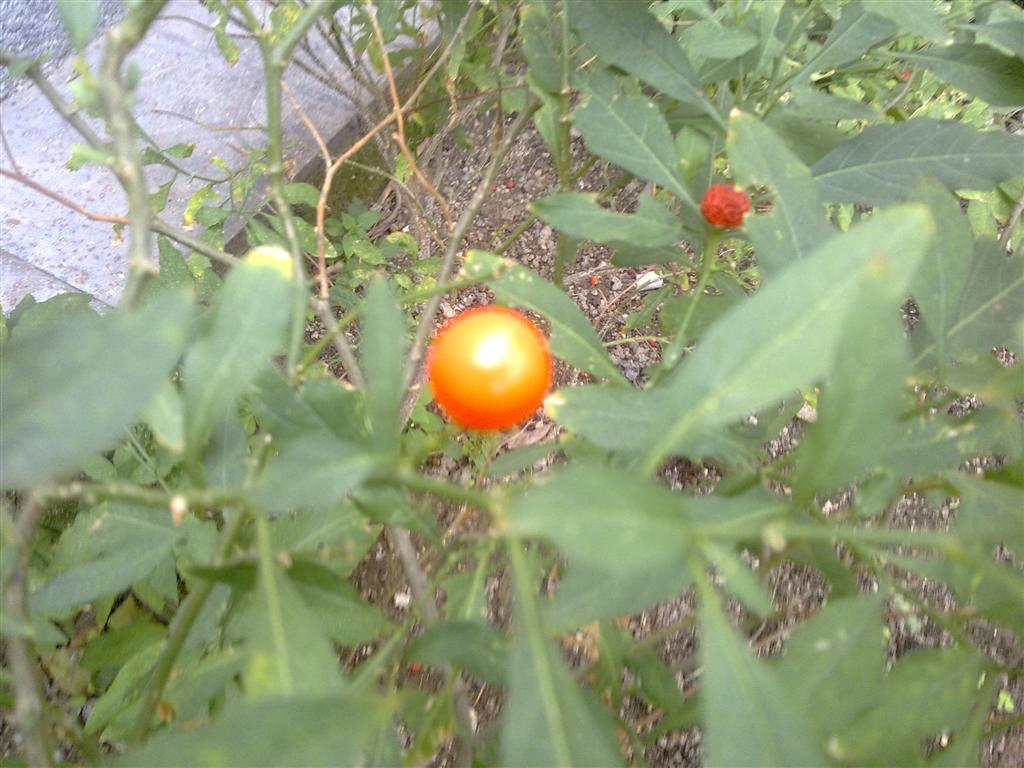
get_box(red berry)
[505,179,516,189]
[589,275,600,286]
[700,184,750,229]
[409,661,422,674]
[899,68,912,81]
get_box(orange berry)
[426,306,553,431]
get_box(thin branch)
[150,216,238,267]
[0,167,130,225]
[387,522,477,768]
[234,1,336,376]
[3,495,56,768]
[881,68,915,114]
[0,50,104,148]
[311,297,365,388]
[282,80,332,298]
[312,0,478,253]
[128,506,249,745]
[96,0,169,305]
[148,108,265,133]
[366,2,453,231]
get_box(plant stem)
[654,230,719,382]
[557,0,572,190]
[3,495,55,768]
[552,234,573,288]
[386,521,476,767]
[97,0,169,306]
[506,537,574,767]
[39,481,242,510]
[128,506,249,744]
[235,0,339,377]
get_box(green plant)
[1,1,1022,766]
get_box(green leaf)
[532,93,568,169]
[520,0,562,95]
[659,278,747,343]
[699,585,824,768]
[488,442,559,477]
[184,185,218,229]
[948,473,1024,559]
[971,19,1024,59]
[506,464,691,573]
[763,109,849,167]
[150,236,195,296]
[907,179,974,366]
[788,2,897,86]
[503,543,624,767]
[903,44,1024,109]
[116,694,397,767]
[569,0,724,129]
[283,182,321,208]
[680,20,758,63]
[86,642,162,736]
[203,411,247,491]
[776,595,886,742]
[894,554,1024,635]
[270,504,380,578]
[0,291,192,489]
[863,0,949,42]
[55,0,99,51]
[812,120,1024,206]
[574,70,694,208]
[838,647,986,765]
[465,251,627,384]
[67,142,113,171]
[215,19,240,64]
[244,519,342,699]
[81,620,166,675]
[913,238,1024,365]
[182,249,294,466]
[546,560,694,632]
[794,243,912,498]
[143,381,186,453]
[6,292,95,340]
[31,504,183,617]
[727,112,832,277]
[249,432,378,514]
[639,205,932,471]
[701,543,771,616]
[532,192,684,247]
[360,278,407,449]
[287,560,391,646]
[408,620,509,685]
[164,647,245,722]
[787,86,879,122]
[250,372,366,446]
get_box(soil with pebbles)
[344,109,1023,767]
